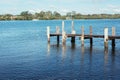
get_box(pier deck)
[47,21,120,48]
[50,34,120,39]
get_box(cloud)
[0,0,119,14]
[99,5,120,14]
[0,0,20,5]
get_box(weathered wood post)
[56,26,60,44]
[104,28,108,48]
[56,26,60,34]
[112,27,115,47]
[62,21,67,45]
[71,20,74,33]
[71,20,76,44]
[90,26,93,46]
[47,26,50,43]
[81,26,84,46]
[62,21,64,32]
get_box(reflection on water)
[47,42,50,57]
[81,45,85,65]
[47,43,117,65]
[46,42,119,79]
[71,43,76,50]
[70,43,76,63]
[111,48,115,64]
[62,44,66,63]
[1,20,120,79]
[89,45,93,65]
[104,47,108,65]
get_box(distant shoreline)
[0,11,120,21]
[0,18,120,21]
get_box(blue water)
[0,20,120,80]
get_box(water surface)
[0,20,120,80]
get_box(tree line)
[0,11,120,20]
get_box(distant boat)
[32,19,39,21]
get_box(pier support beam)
[57,36,60,44]
[71,36,75,44]
[112,27,115,47]
[81,26,84,46]
[104,28,108,48]
[90,26,93,46]
[47,26,50,43]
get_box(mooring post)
[47,26,50,43]
[104,28,108,48]
[71,20,76,44]
[81,26,84,46]
[71,20,74,33]
[112,27,115,47]
[62,21,64,32]
[56,26,60,34]
[62,31,67,45]
[62,21,66,45]
[56,26,60,44]
[90,26,93,46]
[71,20,76,34]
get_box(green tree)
[20,11,33,20]
[53,11,61,19]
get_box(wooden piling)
[62,21,64,32]
[112,27,115,47]
[71,20,76,34]
[62,21,67,45]
[71,20,74,34]
[56,26,60,34]
[56,26,60,44]
[47,26,50,43]
[57,35,60,44]
[62,31,67,45]
[81,26,84,46]
[90,26,93,46]
[71,21,76,44]
[104,28,108,48]
[71,36,75,44]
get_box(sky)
[0,0,120,15]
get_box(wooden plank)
[50,34,120,39]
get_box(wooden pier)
[47,21,120,48]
